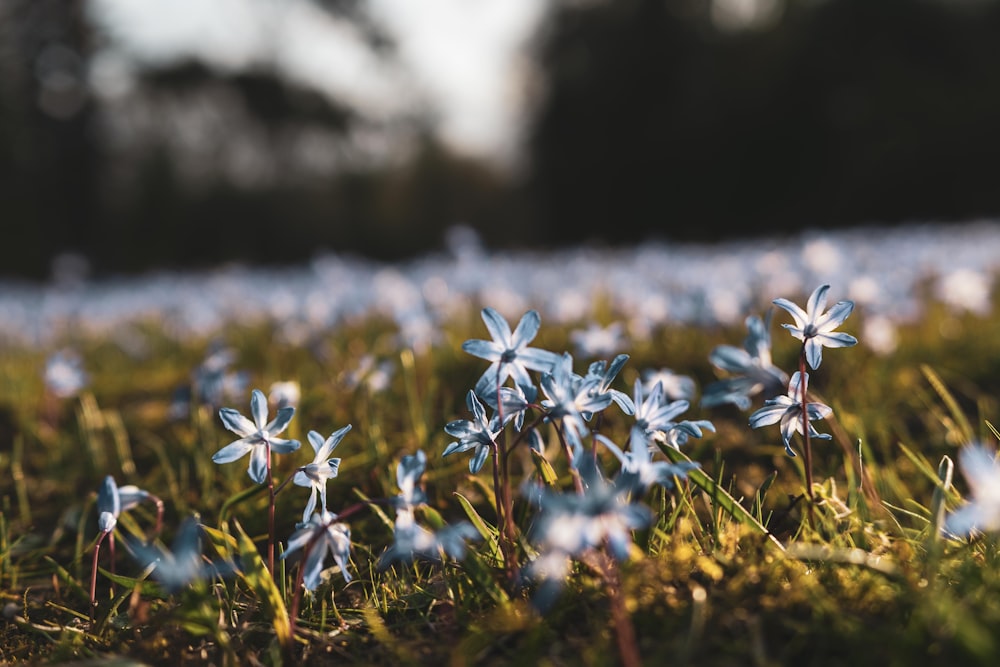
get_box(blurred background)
[3,0,1000,281]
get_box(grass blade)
[454,492,503,565]
[233,519,292,650]
[657,444,784,551]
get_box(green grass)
[2,298,1000,666]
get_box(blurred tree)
[0,0,515,278]
[0,0,98,278]
[527,0,1000,245]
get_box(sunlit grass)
[2,293,1000,665]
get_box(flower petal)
[517,347,561,372]
[510,310,541,349]
[317,424,351,460]
[473,362,501,399]
[251,389,268,429]
[772,298,809,330]
[219,408,256,437]
[816,331,858,349]
[462,339,502,361]
[264,406,295,436]
[749,404,786,429]
[301,542,327,591]
[212,439,254,464]
[709,345,752,373]
[815,300,854,332]
[469,444,490,473]
[248,446,269,484]
[806,284,830,319]
[302,488,318,525]
[804,338,824,370]
[268,438,301,454]
[480,307,513,346]
[117,485,149,512]
[97,476,121,517]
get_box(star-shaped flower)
[129,517,234,592]
[96,475,155,535]
[293,425,351,524]
[945,444,1000,536]
[539,353,614,459]
[377,509,479,568]
[462,308,560,402]
[393,450,429,510]
[773,284,858,370]
[748,372,832,456]
[582,354,635,416]
[631,379,713,450]
[214,389,301,484]
[378,450,478,567]
[702,314,788,409]
[597,433,698,496]
[526,458,651,607]
[443,391,500,474]
[282,511,353,591]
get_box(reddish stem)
[89,532,107,622]
[605,554,642,667]
[267,442,276,576]
[799,349,814,502]
[288,533,316,647]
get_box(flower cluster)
[449,307,712,607]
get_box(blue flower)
[193,344,248,407]
[282,511,353,591]
[773,284,858,370]
[443,390,500,474]
[748,372,832,456]
[96,475,154,534]
[214,389,301,484]
[631,379,713,450]
[526,458,651,607]
[45,349,88,398]
[570,322,626,358]
[597,433,698,495]
[945,444,1000,536]
[378,450,478,567]
[293,426,351,524]
[539,353,614,458]
[393,450,429,509]
[377,510,479,568]
[462,308,560,402]
[702,314,788,410]
[582,354,635,416]
[641,368,696,401]
[129,517,234,592]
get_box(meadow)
[1,222,1000,666]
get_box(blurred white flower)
[44,349,88,398]
[938,269,992,315]
[570,322,625,358]
[269,381,301,409]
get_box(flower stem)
[494,370,520,587]
[288,533,316,644]
[89,533,106,623]
[799,349,815,503]
[605,555,642,667]
[267,442,276,575]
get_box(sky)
[88,0,548,164]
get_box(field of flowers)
[1,222,1000,665]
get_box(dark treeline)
[2,0,1000,280]
[529,0,1000,246]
